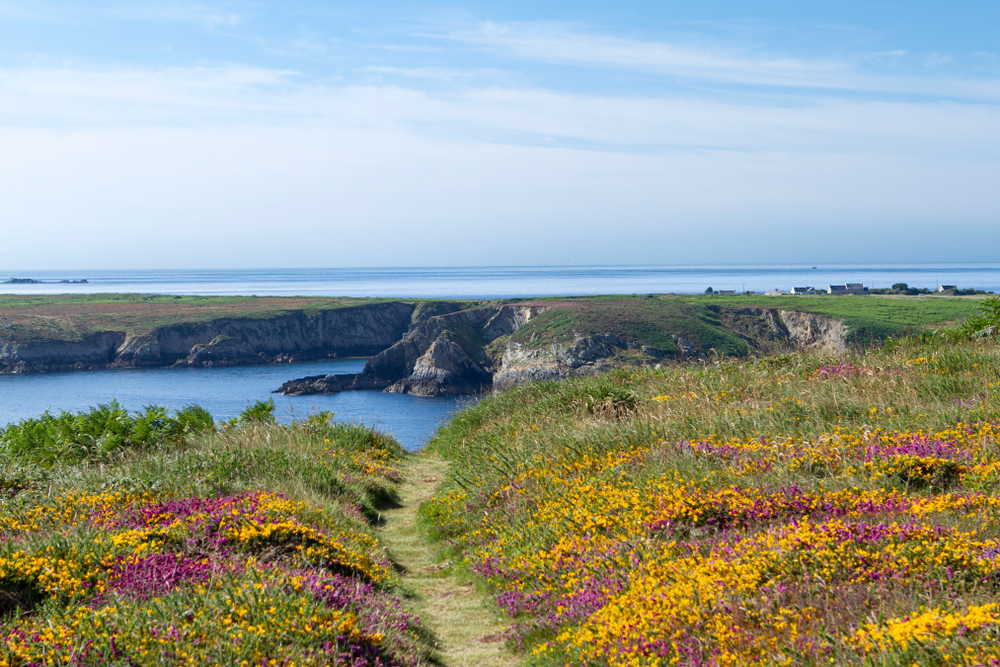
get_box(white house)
[828,283,868,295]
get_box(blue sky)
[0,1,997,268]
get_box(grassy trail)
[381,452,517,667]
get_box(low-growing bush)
[0,400,214,466]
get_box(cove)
[0,358,466,451]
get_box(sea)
[2,265,997,449]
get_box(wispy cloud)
[1,64,996,163]
[446,21,1000,102]
[453,21,844,86]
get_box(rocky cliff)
[276,305,851,398]
[0,302,416,374]
[276,304,549,397]
[492,334,632,389]
[356,304,547,395]
[724,308,848,357]
[0,332,126,374]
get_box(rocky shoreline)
[0,294,851,397]
[0,302,415,374]
[273,305,848,397]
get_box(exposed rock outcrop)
[727,308,847,356]
[493,334,630,389]
[0,302,416,374]
[351,304,547,396]
[778,310,849,356]
[275,374,359,396]
[274,305,851,398]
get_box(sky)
[0,1,998,269]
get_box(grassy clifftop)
[503,293,984,355]
[0,294,403,344]
[0,291,983,355]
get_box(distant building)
[765,289,789,296]
[939,285,956,292]
[716,289,736,295]
[791,286,815,295]
[828,283,868,295]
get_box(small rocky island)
[4,278,88,284]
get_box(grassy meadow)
[0,403,432,666]
[422,324,1000,666]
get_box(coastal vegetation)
[506,293,985,353]
[2,296,999,665]
[0,404,432,666]
[421,328,1000,665]
[0,292,980,350]
[0,294,397,344]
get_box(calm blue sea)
[1,265,996,448]
[0,358,465,451]
[1,265,998,298]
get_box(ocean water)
[0,358,465,451]
[1,265,998,298]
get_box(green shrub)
[956,297,1000,339]
[237,398,276,424]
[0,401,214,466]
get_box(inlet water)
[0,358,465,451]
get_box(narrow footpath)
[380,452,518,667]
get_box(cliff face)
[726,308,848,356]
[0,332,126,374]
[354,304,548,396]
[274,305,852,398]
[0,302,415,374]
[493,334,631,389]
[778,310,849,356]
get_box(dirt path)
[380,453,517,667]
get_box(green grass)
[419,334,1000,665]
[686,292,984,343]
[503,293,984,356]
[508,297,749,356]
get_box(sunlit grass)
[422,335,1000,666]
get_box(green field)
[506,293,985,354]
